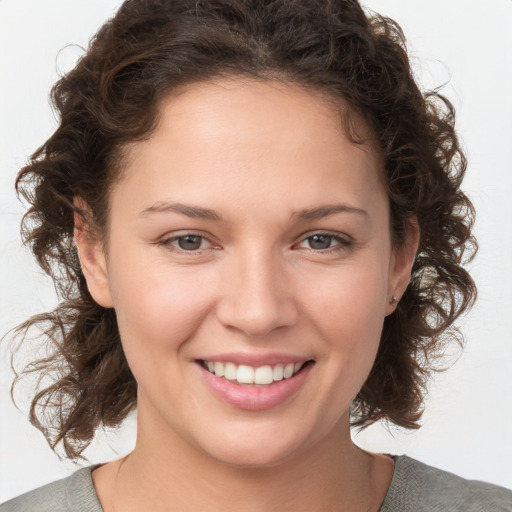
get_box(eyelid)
[157,230,219,253]
[155,229,352,254]
[294,230,353,251]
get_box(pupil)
[178,235,202,250]
[309,235,331,250]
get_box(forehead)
[114,78,386,220]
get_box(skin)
[76,78,418,511]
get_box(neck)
[93,407,392,512]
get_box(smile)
[198,359,314,410]
[202,361,307,386]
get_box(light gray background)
[1,0,511,502]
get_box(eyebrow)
[139,201,368,222]
[294,204,368,221]
[139,202,222,221]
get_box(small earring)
[390,296,398,305]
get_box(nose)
[216,248,299,337]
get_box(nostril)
[215,295,299,337]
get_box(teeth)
[237,365,254,384]
[204,360,306,385]
[224,362,237,380]
[254,365,273,385]
[283,363,294,379]
[273,364,284,381]
[214,361,224,377]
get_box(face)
[79,79,415,468]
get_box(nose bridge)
[217,243,298,337]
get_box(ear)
[73,198,114,308]
[386,217,420,315]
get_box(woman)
[1,0,511,510]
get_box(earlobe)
[386,217,420,315]
[73,198,114,308]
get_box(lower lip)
[199,363,313,411]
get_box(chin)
[191,418,322,470]
[207,441,301,470]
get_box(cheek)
[107,253,216,352]
[301,261,389,392]
[304,264,389,340]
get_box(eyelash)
[157,231,352,255]
[157,232,215,254]
[295,232,352,253]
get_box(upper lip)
[197,352,312,367]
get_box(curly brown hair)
[12,0,476,459]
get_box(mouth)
[199,359,312,386]
[197,358,314,410]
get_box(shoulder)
[381,455,512,512]
[0,466,103,512]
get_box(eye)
[306,234,335,250]
[296,232,351,252]
[175,234,205,251]
[158,233,214,253]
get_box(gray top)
[379,456,512,511]
[1,455,511,511]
